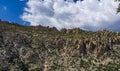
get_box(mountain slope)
[0,21,120,71]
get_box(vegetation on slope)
[0,21,120,71]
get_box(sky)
[0,0,120,31]
[0,0,29,25]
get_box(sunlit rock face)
[0,21,120,71]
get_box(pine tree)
[117,4,120,14]
[115,0,120,13]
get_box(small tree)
[117,4,120,13]
[115,0,120,13]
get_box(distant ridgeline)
[0,19,120,71]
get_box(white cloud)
[21,0,120,31]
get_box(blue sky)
[0,0,29,25]
[0,0,120,31]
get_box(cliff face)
[0,21,120,71]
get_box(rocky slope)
[0,21,120,71]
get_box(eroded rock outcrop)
[0,21,120,71]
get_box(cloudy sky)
[0,0,120,31]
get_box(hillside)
[0,21,120,71]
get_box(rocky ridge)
[0,21,120,71]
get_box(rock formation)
[0,21,120,71]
